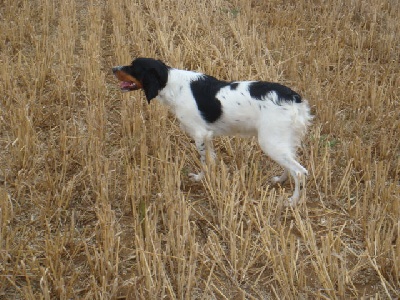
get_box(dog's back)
[204,80,311,141]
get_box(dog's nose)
[112,66,122,73]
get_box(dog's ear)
[142,69,161,103]
[141,62,168,103]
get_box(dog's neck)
[157,68,203,108]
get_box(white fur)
[156,69,312,205]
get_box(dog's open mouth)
[119,81,138,92]
[112,67,143,92]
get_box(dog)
[112,58,312,205]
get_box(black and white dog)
[112,58,312,205]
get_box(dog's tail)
[290,100,313,147]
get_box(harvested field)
[0,0,399,298]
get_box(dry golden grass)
[0,0,399,298]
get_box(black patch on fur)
[230,82,239,90]
[122,58,169,103]
[249,81,302,104]
[190,75,226,123]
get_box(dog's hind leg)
[270,154,307,205]
[284,159,308,205]
[258,132,307,205]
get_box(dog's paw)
[285,195,302,207]
[271,175,288,185]
[188,172,204,182]
[284,197,296,207]
[271,176,283,185]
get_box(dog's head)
[112,58,169,103]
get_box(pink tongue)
[120,81,133,88]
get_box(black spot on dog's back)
[190,75,227,123]
[230,82,239,90]
[249,81,302,103]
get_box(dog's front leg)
[188,139,215,181]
